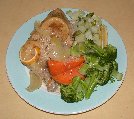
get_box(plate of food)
[6,8,127,114]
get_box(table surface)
[0,0,134,119]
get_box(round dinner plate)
[6,8,127,114]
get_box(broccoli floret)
[103,44,117,62]
[84,62,115,99]
[97,63,113,85]
[60,77,84,103]
[61,40,122,102]
[84,40,104,56]
[112,60,118,71]
[111,61,123,81]
[84,40,117,62]
[60,85,77,103]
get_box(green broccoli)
[61,40,123,102]
[60,76,84,103]
[84,63,113,99]
[103,44,117,62]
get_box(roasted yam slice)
[40,8,72,41]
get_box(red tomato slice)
[53,65,84,85]
[47,60,66,76]
[47,56,85,76]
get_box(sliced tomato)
[52,65,84,85]
[48,56,85,85]
[47,56,85,76]
[47,60,66,76]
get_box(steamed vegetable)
[60,76,85,103]
[60,39,123,103]
[58,10,123,103]
[67,10,103,47]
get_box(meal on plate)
[19,8,123,103]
